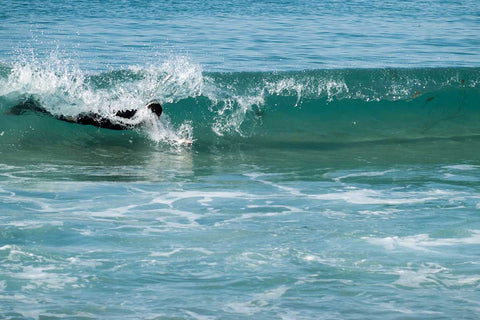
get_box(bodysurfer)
[8,97,163,131]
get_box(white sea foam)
[393,263,446,287]
[298,252,346,266]
[183,310,216,320]
[3,220,63,230]
[225,250,283,272]
[216,204,301,226]
[377,301,443,315]
[363,230,480,251]
[0,293,40,317]
[150,247,214,257]
[90,204,137,218]
[14,265,79,291]
[155,208,201,221]
[30,312,96,319]
[330,169,397,182]
[224,286,288,316]
[0,164,19,170]
[358,208,401,216]
[0,245,43,262]
[443,164,479,171]
[311,188,440,205]
[66,257,102,268]
[152,190,256,206]
[245,173,302,196]
[0,186,16,198]
[320,209,347,218]
[392,263,480,288]
[0,193,56,212]
[246,204,300,212]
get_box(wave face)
[1,59,479,149]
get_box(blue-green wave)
[1,61,479,150]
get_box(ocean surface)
[1,0,480,319]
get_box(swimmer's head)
[146,100,163,117]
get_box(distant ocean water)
[1,0,480,319]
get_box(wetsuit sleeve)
[74,113,132,130]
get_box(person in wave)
[7,97,163,130]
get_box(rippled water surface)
[1,0,480,319]
[1,0,479,71]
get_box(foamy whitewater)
[1,0,480,319]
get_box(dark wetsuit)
[8,97,162,130]
[57,110,137,130]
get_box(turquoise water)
[1,1,480,319]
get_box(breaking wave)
[1,55,479,150]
